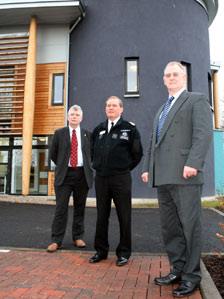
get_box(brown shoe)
[47,243,61,253]
[74,239,86,248]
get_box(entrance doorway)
[0,136,50,195]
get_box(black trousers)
[157,184,202,284]
[94,172,132,259]
[51,167,89,245]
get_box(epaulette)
[129,121,136,126]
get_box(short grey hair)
[164,61,187,75]
[106,96,123,108]
[68,104,83,116]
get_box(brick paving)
[0,250,202,299]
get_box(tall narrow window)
[181,61,192,91]
[51,73,64,105]
[125,57,139,97]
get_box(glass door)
[11,148,48,194]
[11,148,22,194]
[0,150,8,193]
[29,149,48,194]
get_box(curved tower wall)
[69,0,214,197]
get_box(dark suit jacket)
[50,126,93,188]
[142,90,213,186]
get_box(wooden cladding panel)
[0,63,26,135]
[33,63,66,135]
[48,171,55,196]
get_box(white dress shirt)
[169,87,186,110]
[159,88,186,121]
[68,125,83,167]
[108,117,120,132]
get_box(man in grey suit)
[47,105,93,252]
[142,61,212,297]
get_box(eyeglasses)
[164,72,184,78]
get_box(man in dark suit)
[47,105,93,252]
[89,96,143,266]
[141,61,213,297]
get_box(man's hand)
[183,166,198,179]
[141,172,149,183]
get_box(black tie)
[110,122,114,131]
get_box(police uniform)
[92,117,143,259]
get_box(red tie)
[70,129,78,167]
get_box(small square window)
[51,73,64,105]
[124,58,139,97]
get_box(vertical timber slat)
[22,17,37,195]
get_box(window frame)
[124,57,140,98]
[50,72,65,106]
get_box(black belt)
[68,166,84,171]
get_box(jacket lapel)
[81,128,86,151]
[152,107,163,146]
[156,90,189,145]
[65,127,70,146]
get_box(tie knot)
[168,96,174,103]
[72,129,76,134]
[111,122,114,127]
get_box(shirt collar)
[108,117,120,127]
[69,125,80,135]
[170,88,186,101]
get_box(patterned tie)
[156,96,174,140]
[70,129,78,167]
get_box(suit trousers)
[51,167,89,245]
[94,172,132,259]
[157,184,202,284]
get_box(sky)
[209,0,224,99]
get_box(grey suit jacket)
[50,126,93,188]
[142,90,213,186]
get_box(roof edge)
[195,0,219,25]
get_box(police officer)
[89,96,143,266]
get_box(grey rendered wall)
[68,0,214,198]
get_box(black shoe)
[89,253,107,263]
[116,257,129,267]
[154,272,181,286]
[173,281,199,297]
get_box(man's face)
[163,64,186,94]
[105,98,123,121]
[68,109,82,128]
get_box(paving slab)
[0,198,223,299]
[0,250,202,299]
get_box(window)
[124,57,139,97]
[51,73,64,105]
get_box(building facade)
[0,0,85,195]
[0,0,219,198]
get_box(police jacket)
[92,117,143,176]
